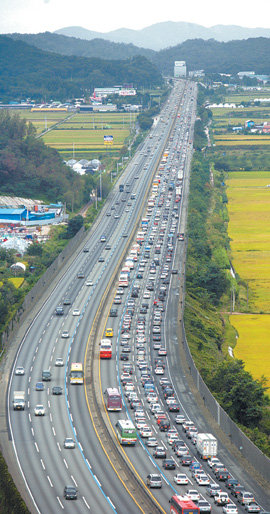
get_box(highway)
[7,80,189,513]
[6,78,270,514]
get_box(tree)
[65,215,84,238]
[209,360,269,427]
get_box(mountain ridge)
[55,21,270,50]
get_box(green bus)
[115,420,137,445]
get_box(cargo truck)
[13,391,25,410]
[196,433,217,460]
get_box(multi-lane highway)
[6,79,270,514]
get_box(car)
[77,272,84,279]
[198,500,212,513]
[15,366,25,375]
[98,256,105,262]
[186,489,200,501]
[147,437,158,447]
[55,306,64,315]
[52,386,63,395]
[174,473,189,485]
[153,447,166,459]
[196,474,210,486]
[175,414,185,424]
[64,438,75,449]
[72,309,80,316]
[245,504,261,513]
[206,484,222,497]
[146,474,162,489]
[238,492,255,505]
[162,458,176,470]
[180,455,193,466]
[106,211,111,216]
[223,505,238,514]
[61,330,69,338]
[63,298,71,305]
[35,381,44,391]
[55,358,64,367]
[158,348,167,356]
[214,492,230,505]
[109,308,118,317]
[85,280,93,286]
[64,485,77,500]
[155,367,164,375]
[140,426,152,438]
[226,479,240,490]
[120,353,129,361]
[100,236,106,242]
[42,369,51,382]
[208,457,220,468]
[34,404,45,416]
[231,485,246,497]
[114,214,120,219]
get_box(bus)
[100,339,112,359]
[70,363,84,384]
[105,388,122,411]
[169,495,199,514]
[115,420,137,445]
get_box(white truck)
[13,391,25,410]
[196,433,217,460]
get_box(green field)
[11,109,70,134]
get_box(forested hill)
[0,35,162,102]
[10,32,155,61]
[8,33,270,76]
[153,37,270,75]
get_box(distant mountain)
[0,36,162,102]
[55,22,270,50]
[9,32,154,60]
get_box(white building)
[174,61,186,78]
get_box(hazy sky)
[1,0,269,34]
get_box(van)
[42,370,51,381]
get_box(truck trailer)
[196,433,217,460]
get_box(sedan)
[174,473,189,485]
[72,309,80,316]
[147,437,158,447]
[85,280,93,286]
[155,367,164,375]
[198,500,212,513]
[245,504,261,513]
[98,256,105,262]
[162,459,176,470]
[34,404,45,416]
[180,455,193,466]
[61,330,69,338]
[186,489,200,501]
[64,438,75,449]
[223,505,239,514]
[206,484,222,497]
[52,386,63,395]
[55,358,64,367]
[15,366,25,375]
[158,348,167,356]
[153,447,166,459]
[35,382,44,391]
[175,415,185,424]
[140,426,152,438]
[196,474,210,486]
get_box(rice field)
[42,112,136,159]
[227,172,270,393]
[229,314,270,392]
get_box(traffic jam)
[100,85,266,514]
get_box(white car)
[175,414,186,424]
[143,292,151,299]
[85,280,93,286]
[174,473,189,485]
[55,358,64,367]
[61,330,69,338]
[72,309,80,316]
[186,490,200,501]
[155,367,164,375]
[64,437,76,449]
[140,426,152,438]
[34,404,45,416]
[196,474,210,486]
[208,457,220,468]
[223,504,238,514]
[147,437,158,447]
[15,366,25,375]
